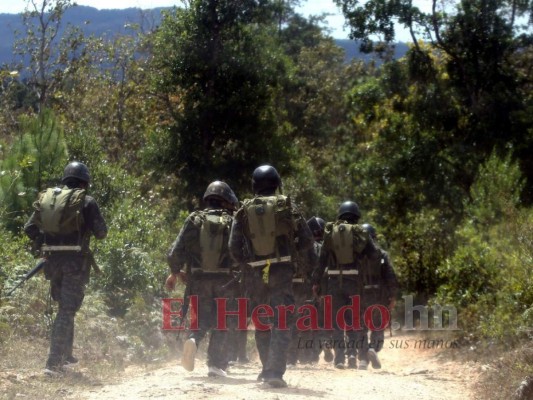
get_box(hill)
[0,6,167,66]
[0,6,408,66]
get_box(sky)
[0,0,427,41]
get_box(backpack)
[38,186,86,235]
[198,210,232,271]
[243,195,294,257]
[324,221,369,264]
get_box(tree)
[336,0,533,199]
[0,109,66,232]
[148,0,294,205]
[14,0,81,113]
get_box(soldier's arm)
[311,244,329,285]
[293,212,314,253]
[381,250,399,300]
[86,197,108,240]
[23,210,45,256]
[23,211,41,241]
[167,216,197,275]
[302,246,318,281]
[228,208,249,264]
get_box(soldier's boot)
[265,376,288,388]
[323,348,334,363]
[43,366,64,377]
[208,366,227,377]
[264,372,288,388]
[368,348,381,369]
[347,355,357,369]
[358,359,368,370]
[182,338,197,371]
[63,356,78,366]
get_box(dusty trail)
[80,333,479,400]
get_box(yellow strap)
[262,259,271,284]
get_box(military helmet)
[252,165,281,194]
[307,216,326,238]
[361,223,377,239]
[203,181,239,210]
[337,201,361,221]
[62,161,91,183]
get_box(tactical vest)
[38,186,86,235]
[197,210,232,271]
[324,221,369,265]
[243,195,294,257]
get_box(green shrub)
[90,191,180,316]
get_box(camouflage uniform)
[287,242,320,365]
[359,248,398,363]
[312,226,376,368]
[229,199,316,383]
[227,273,250,364]
[167,209,237,371]
[24,193,107,370]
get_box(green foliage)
[0,109,67,232]
[436,153,532,340]
[468,151,524,227]
[0,227,50,338]
[90,191,175,316]
[147,1,295,205]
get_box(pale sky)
[0,0,428,41]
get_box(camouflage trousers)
[326,277,366,365]
[46,255,89,369]
[187,273,239,370]
[359,292,389,361]
[287,280,320,365]
[248,263,294,378]
[227,281,249,362]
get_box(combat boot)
[368,348,382,369]
[323,348,334,362]
[182,338,197,371]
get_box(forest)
[0,0,532,397]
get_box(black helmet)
[361,223,377,239]
[337,201,361,221]
[252,165,281,194]
[62,161,90,183]
[203,181,239,210]
[307,216,326,239]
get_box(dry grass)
[0,289,178,400]
[469,338,533,400]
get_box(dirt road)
[81,333,479,400]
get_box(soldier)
[358,223,398,370]
[165,181,239,378]
[229,165,316,388]
[287,216,324,366]
[312,201,377,370]
[24,161,108,376]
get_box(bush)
[90,190,182,317]
[436,152,531,341]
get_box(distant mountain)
[335,39,409,63]
[0,6,168,66]
[0,6,409,66]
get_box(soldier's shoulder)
[187,210,206,222]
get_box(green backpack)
[198,211,232,271]
[243,195,293,257]
[38,186,86,235]
[324,221,369,264]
